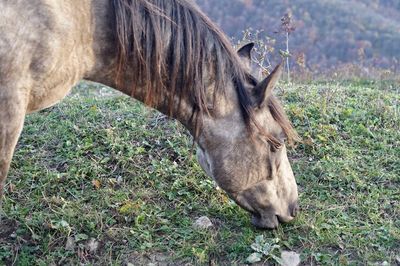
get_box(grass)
[1,80,399,265]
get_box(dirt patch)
[124,252,192,266]
[0,218,19,241]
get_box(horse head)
[196,44,299,229]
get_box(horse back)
[0,0,96,112]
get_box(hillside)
[196,0,400,69]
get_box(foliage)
[1,80,399,264]
[196,0,400,70]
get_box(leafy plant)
[246,235,282,264]
[236,28,276,76]
[236,12,297,82]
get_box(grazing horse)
[0,0,299,229]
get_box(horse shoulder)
[0,0,97,113]
[27,0,99,113]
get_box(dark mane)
[111,0,297,145]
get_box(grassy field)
[1,80,399,265]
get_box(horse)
[0,0,299,229]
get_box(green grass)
[1,81,399,265]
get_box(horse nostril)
[251,213,279,229]
[251,213,261,226]
[276,214,285,223]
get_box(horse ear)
[237,43,254,69]
[253,62,283,107]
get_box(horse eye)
[270,142,283,153]
[262,138,283,152]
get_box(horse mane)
[111,0,297,145]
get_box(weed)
[246,236,282,264]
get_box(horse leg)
[0,88,27,220]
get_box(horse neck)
[86,71,197,134]
[84,0,235,136]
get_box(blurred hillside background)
[196,0,400,78]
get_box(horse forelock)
[111,0,295,142]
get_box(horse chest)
[24,4,96,113]
[26,67,84,114]
[25,38,93,113]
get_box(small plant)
[246,235,282,264]
[237,28,276,76]
[237,11,297,81]
[279,11,296,83]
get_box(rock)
[65,237,75,251]
[373,262,393,266]
[150,253,168,262]
[396,256,400,265]
[379,262,389,266]
[193,216,213,229]
[281,251,301,266]
[86,238,100,253]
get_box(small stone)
[396,256,400,264]
[86,238,100,253]
[193,216,213,229]
[8,183,16,193]
[65,237,75,251]
[281,251,301,266]
[154,253,168,262]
